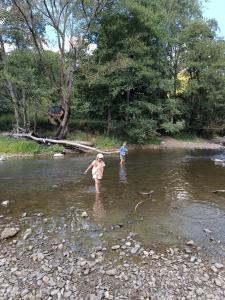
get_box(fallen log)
[11,133,116,154]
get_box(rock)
[106,269,117,276]
[1,200,9,207]
[58,244,63,250]
[214,263,223,269]
[196,288,204,296]
[111,245,120,250]
[214,278,222,287]
[89,294,100,300]
[23,228,32,240]
[21,289,29,297]
[0,156,5,161]
[190,256,196,263]
[211,265,218,273]
[104,291,111,299]
[22,212,27,217]
[184,247,192,254]
[203,228,213,234]
[37,253,45,261]
[54,153,64,157]
[186,240,194,246]
[64,291,72,298]
[131,244,140,254]
[0,259,6,266]
[1,227,20,239]
[43,276,50,284]
[81,211,88,218]
[125,242,131,247]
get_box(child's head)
[97,153,104,160]
[123,142,126,146]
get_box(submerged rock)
[203,228,213,234]
[1,200,9,207]
[81,211,88,218]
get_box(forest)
[1,0,225,143]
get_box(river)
[1,149,225,259]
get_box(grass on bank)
[68,131,121,148]
[0,136,64,154]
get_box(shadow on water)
[1,149,225,258]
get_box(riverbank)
[131,136,224,150]
[1,217,225,299]
[0,134,223,160]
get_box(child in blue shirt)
[119,142,128,164]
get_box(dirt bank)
[129,136,224,151]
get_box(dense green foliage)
[1,0,225,142]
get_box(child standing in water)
[84,153,105,193]
[119,142,128,164]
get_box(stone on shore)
[1,227,20,239]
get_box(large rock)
[1,227,20,239]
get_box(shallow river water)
[1,149,225,259]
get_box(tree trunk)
[33,98,38,132]
[7,80,20,133]
[56,99,70,139]
[22,88,28,131]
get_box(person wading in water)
[84,153,105,193]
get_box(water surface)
[1,149,225,259]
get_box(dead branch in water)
[135,190,154,213]
[10,133,116,154]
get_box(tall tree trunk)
[7,80,19,133]
[22,88,28,131]
[33,98,38,132]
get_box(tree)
[182,19,225,135]
[13,0,114,138]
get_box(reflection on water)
[92,193,106,224]
[119,165,127,183]
[1,150,225,258]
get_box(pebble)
[125,242,131,247]
[111,245,120,250]
[214,278,222,287]
[106,269,117,276]
[203,228,213,234]
[211,265,218,273]
[196,288,204,296]
[190,256,196,263]
[37,253,45,261]
[104,291,110,299]
[1,200,9,207]
[81,211,88,218]
[64,290,72,298]
[214,263,223,269]
[43,276,50,284]
[186,240,194,246]
[23,228,32,240]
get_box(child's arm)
[84,162,94,173]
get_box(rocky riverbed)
[1,212,225,300]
